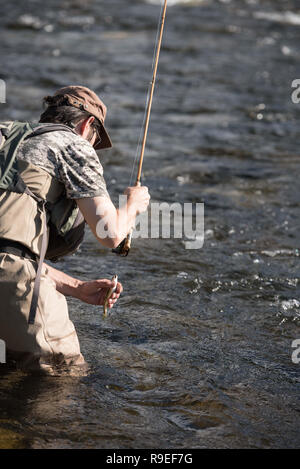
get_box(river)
[0,0,299,449]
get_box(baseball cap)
[51,85,112,150]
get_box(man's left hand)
[76,278,123,308]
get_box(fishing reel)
[112,235,131,257]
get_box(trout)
[103,275,118,317]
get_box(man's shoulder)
[22,123,96,155]
[32,124,84,146]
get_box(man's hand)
[76,278,123,309]
[44,263,123,310]
[123,185,150,215]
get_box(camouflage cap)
[52,85,112,150]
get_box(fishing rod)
[113,0,168,257]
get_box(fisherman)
[0,85,150,374]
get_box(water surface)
[0,0,299,449]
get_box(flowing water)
[0,0,299,449]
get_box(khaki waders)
[0,254,87,374]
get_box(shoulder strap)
[28,202,48,325]
[13,174,48,326]
[25,123,77,140]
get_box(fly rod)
[113,0,168,256]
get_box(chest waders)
[0,121,86,325]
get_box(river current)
[0,0,299,449]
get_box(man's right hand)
[124,185,150,215]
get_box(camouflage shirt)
[17,127,110,200]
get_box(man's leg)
[0,253,87,374]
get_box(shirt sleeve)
[55,136,111,200]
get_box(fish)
[103,275,118,317]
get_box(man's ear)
[76,116,95,138]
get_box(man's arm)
[44,263,122,308]
[43,187,149,307]
[76,186,150,249]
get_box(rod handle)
[112,180,141,256]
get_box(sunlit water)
[0,0,299,449]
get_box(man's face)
[75,117,100,149]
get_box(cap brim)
[94,123,112,150]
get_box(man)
[0,85,150,374]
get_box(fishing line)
[129,0,165,187]
[113,0,167,256]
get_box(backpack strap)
[28,201,48,325]
[13,175,48,325]
[25,123,77,140]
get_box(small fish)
[103,275,118,317]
